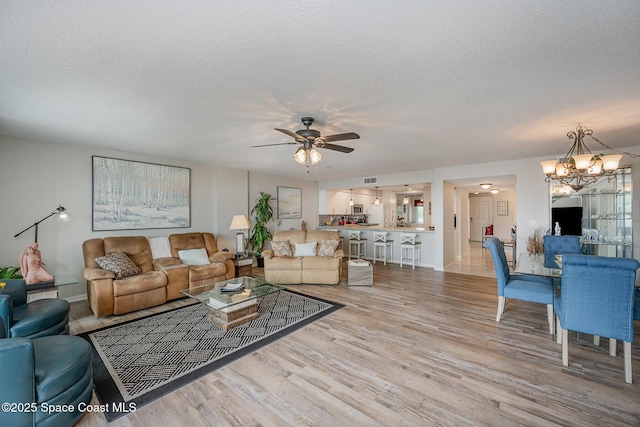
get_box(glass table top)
[515,253,561,278]
[180,276,285,310]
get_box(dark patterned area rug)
[78,290,343,422]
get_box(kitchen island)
[317,225,434,268]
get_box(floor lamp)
[229,214,251,258]
[14,205,71,243]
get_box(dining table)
[515,253,561,277]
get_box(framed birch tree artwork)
[92,156,191,230]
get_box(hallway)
[445,240,514,278]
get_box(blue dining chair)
[483,237,555,333]
[543,235,581,268]
[555,254,640,384]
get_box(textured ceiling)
[1,1,639,184]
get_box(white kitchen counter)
[317,226,434,268]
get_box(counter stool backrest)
[349,231,363,240]
[374,232,389,242]
[401,233,419,245]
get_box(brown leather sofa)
[82,236,170,317]
[82,232,235,317]
[262,230,343,285]
[153,232,235,289]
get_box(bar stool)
[400,233,421,269]
[373,232,393,265]
[348,230,367,260]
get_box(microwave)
[352,204,363,214]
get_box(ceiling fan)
[252,117,359,171]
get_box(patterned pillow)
[95,252,142,279]
[271,240,292,257]
[318,239,339,257]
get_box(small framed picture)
[497,201,508,216]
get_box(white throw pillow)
[294,241,317,257]
[178,248,210,266]
[148,236,172,259]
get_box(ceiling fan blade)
[320,143,354,153]
[319,132,360,143]
[275,128,306,141]
[251,142,298,148]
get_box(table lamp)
[229,214,251,257]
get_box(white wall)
[0,136,223,299]
[248,172,318,246]
[4,135,639,299]
[492,189,517,239]
[0,136,313,300]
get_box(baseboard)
[65,294,88,303]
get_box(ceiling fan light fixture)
[254,117,360,173]
[308,148,322,165]
[293,147,306,164]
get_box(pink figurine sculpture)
[20,243,54,285]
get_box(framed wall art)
[92,156,191,230]
[497,200,509,216]
[277,186,301,219]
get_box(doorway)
[469,196,493,242]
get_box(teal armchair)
[0,330,93,426]
[0,279,70,338]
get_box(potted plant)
[0,266,22,279]
[249,191,273,267]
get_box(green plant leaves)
[0,266,23,279]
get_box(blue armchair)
[555,254,640,383]
[0,279,70,338]
[483,237,555,333]
[543,235,581,268]
[0,330,93,426]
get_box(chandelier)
[540,126,623,191]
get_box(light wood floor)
[71,262,640,427]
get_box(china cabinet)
[551,167,632,258]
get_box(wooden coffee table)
[180,276,284,330]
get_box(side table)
[27,275,78,302]
[234,257,253,277]
[347,259,373,286]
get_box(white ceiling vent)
[363,176,378,185]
